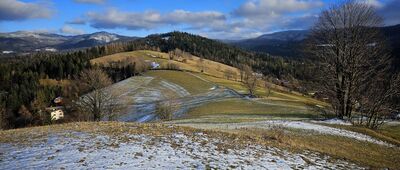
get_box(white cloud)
[73,0,106,4]
[362,0,384,8]
[85,9,227,31]
[60,25,85,35]
[233,0,323,17]
[78,0,328,39]
[0,0,53,21]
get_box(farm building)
[51,109,64,120]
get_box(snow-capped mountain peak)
[88,32,120,43]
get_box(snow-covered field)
[175,120,394,147]
[0,131,363,169]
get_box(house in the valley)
[46,96,65,121]
[151,61,160,69]
[45,106,65,120]
[51,108,64,120]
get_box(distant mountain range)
[2,24,399,63]
[229,24,400,59]
[227,30,308,58]
[0,31,139,54]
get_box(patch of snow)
[162,36,170,41]
[2,50,14,54]
[0,132,363,169]
[160,81,190,97]
[44,48,57,52]
[238,121,393,147]
[136,114,156,123]
[312,118,352,125]
[90,34,119,43]
[150,62,160,69]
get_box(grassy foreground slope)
[1,122,399,169]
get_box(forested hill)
[145,32,250,67]
[229,30,308,58]
[139,32,311,80]
[382,24,400,70]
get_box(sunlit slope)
[91,50,241,80]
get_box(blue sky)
[0,0,399,39]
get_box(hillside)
[230,30,308,58]
[91,50,242,80]
[129,32,310,81]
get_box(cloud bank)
[0,0,53,21]
[77,0,326,39]
[60,25,85,35]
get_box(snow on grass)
[182,121,393,147]
[311,118,352,125]
[0,131,362,169]
[261,121,393,146]
[159,80,190,97]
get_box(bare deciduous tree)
[0,99,5,130]
[307,1,390,120]
[74,68,122,121]
[155,100,178,120]
[355,74,400,129]
[264,80,272,98]
[224,69,237,81]
[198,58,206,72]
[242,65,258,96]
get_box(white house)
[51,109,64,120]
[151,62,160,69]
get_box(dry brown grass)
[0,122,272,150]
[233,127,400,169]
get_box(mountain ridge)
[0,31,139,53]
[229,24,400,58]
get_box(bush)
[155,101,174,120]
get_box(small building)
[151,62,160,69]
[51,109,64,120]
[46,106,65,121]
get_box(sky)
[0,0,399,39]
